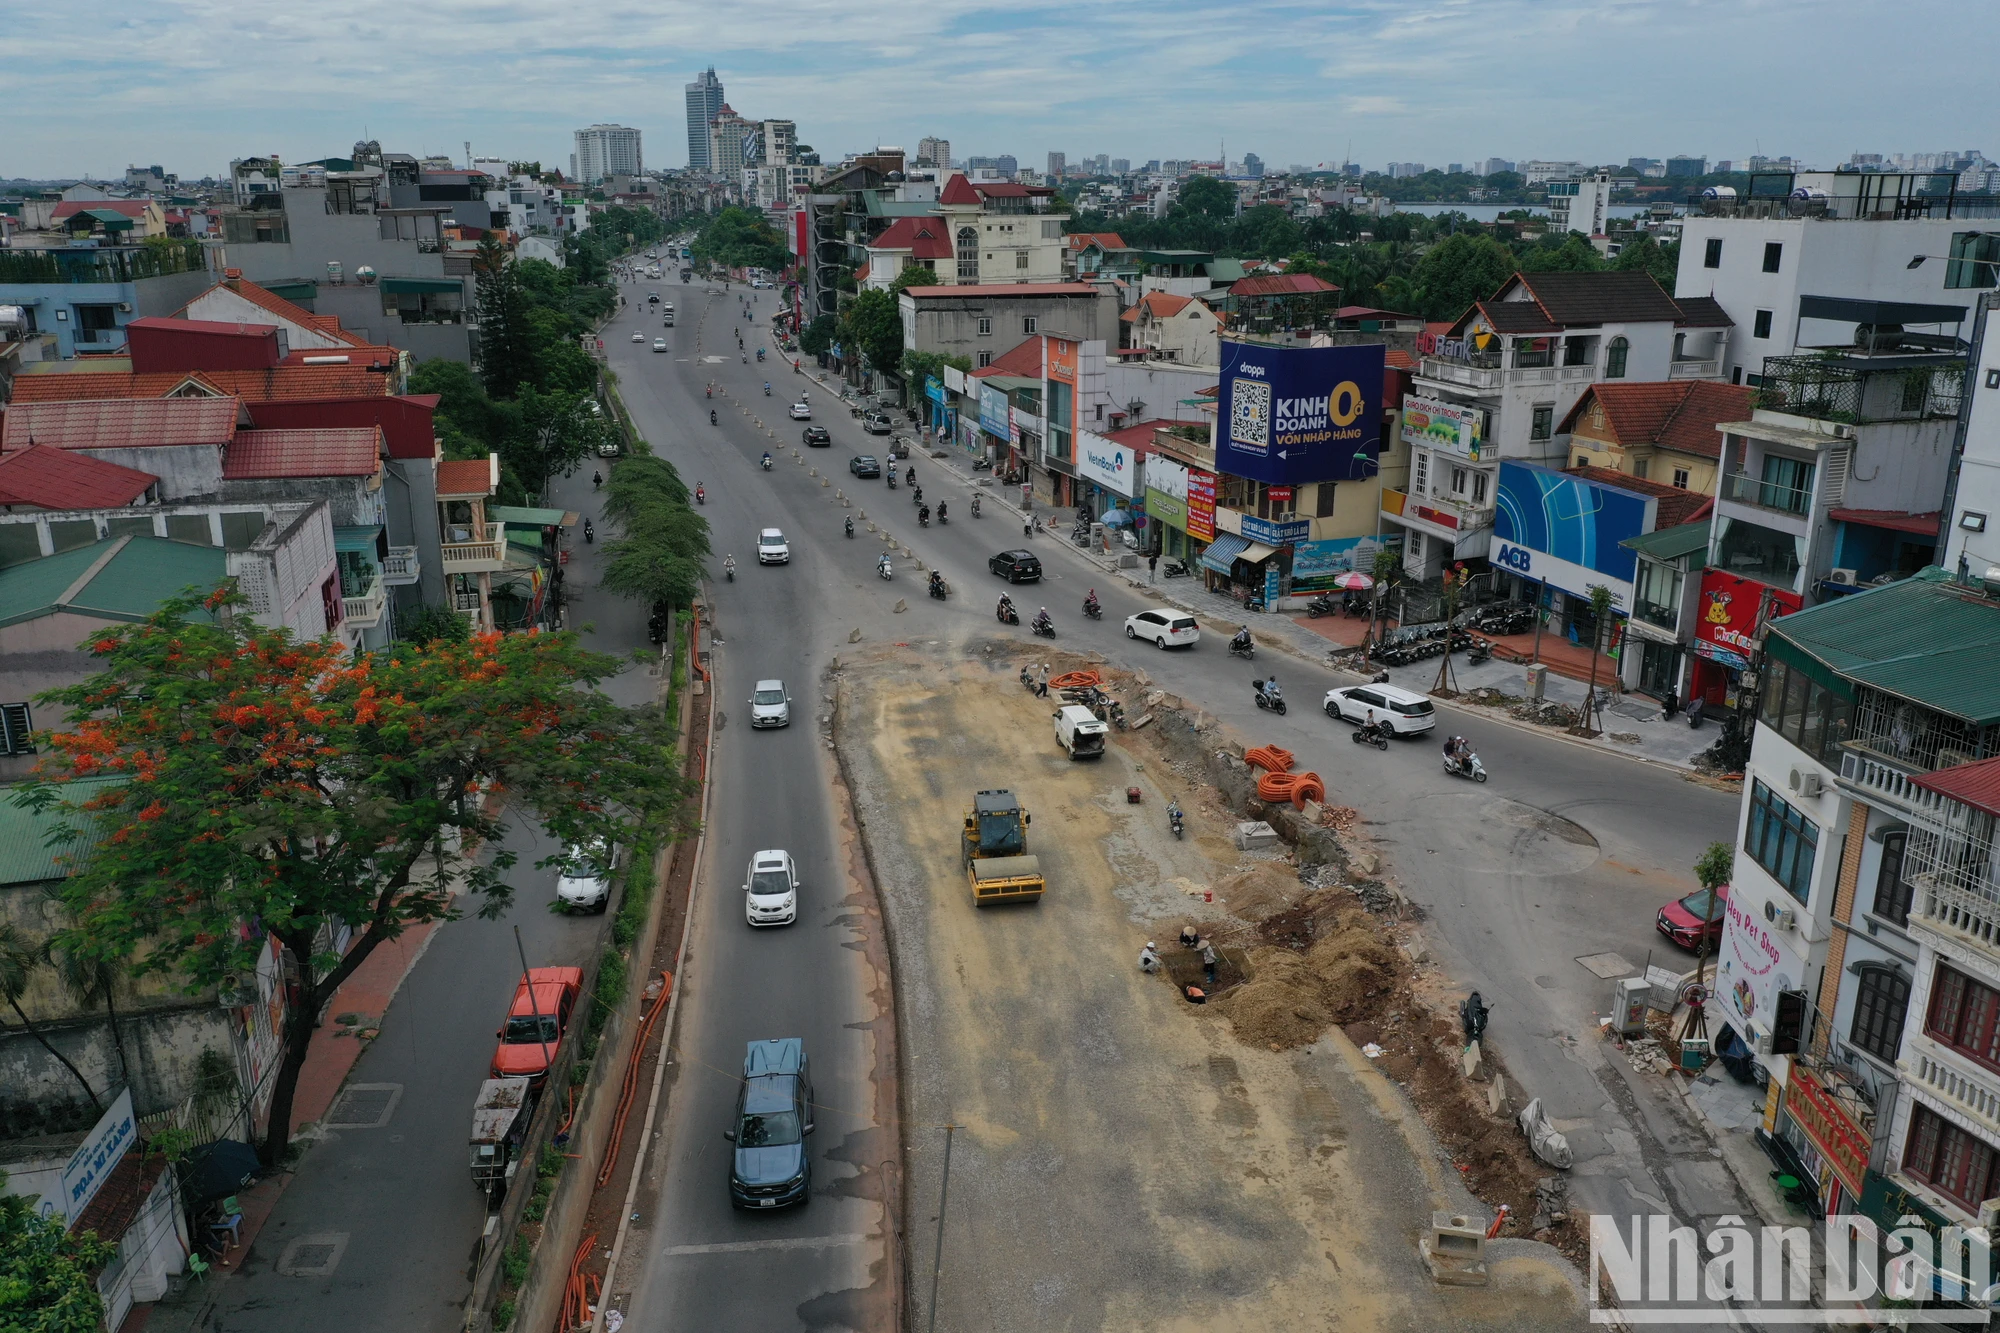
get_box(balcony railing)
[340,578,386,629]
[1633,598,1679,631]
[1419,357,1501,390]
[1905,1042,2000,1139]
[1559,365,1596,381]
[1911,870,2000,953]
[380,545,420,585]
[1721,471,1814,515]
[440,523,507,569]
[1670,358,1722,380]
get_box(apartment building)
[574,124,642,183]
[936,173,1066,284]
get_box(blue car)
[725,1038,814,1208]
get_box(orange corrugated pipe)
[1245,745,1294,774]
[596,971,675,1189]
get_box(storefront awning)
[1199,533,1251,573]
[489,505,577,527]
[1239,541,1277,564]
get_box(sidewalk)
[922,445,1719,772]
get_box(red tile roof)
[1,397,240,453]
[939,173,982,206]
[1231,273,1339,298]
[1131,291,1195,320]
[436,456,495,497]
[244,395,439,461]
[0,445,159,509]
[1827,508,1942,536]
[1558,380,1752,460]
[968,339,1045,379]
[868,216,954,261]
[901,283,1100,298]
[134,316,280,341]
[69,1148,168,1245]
[223,427,382,480]
[280,346,401,368]
[1385,349,1418,370]
[1067,232,1127,252]
[10,364,394,403]
[1914,756,2000,817]
[1100,418,1178,452]
[1563,465,1713,530]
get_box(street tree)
[840,288,906,379]
[799,315,837,358]
[1612,234,1679,284]
[1410,232,1517,321]
[600,502,711,610]
[474,233,538,398]
[511,384,610,495]
[21,592,685,1167]
[0,1176,113,1333]
[1576,582,1618,735]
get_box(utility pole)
[512,925,552,1072]
[926,1124,959,1333]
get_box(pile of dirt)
[1216,950,1333,1049]
[1215,862,1307,921]
[1218,908,1402,1050]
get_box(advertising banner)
[1187,469,1217,542]
[1147,487,1188,528]
[1401,394,1488,462]
[1693,570,1803,669]
[925,376,946,405]
[1047,337,1077,386]
[980,383,1010,439]
[1786,1065,1870,1197]
[1216,342,1384,485]
[1716,889,1802,1043]
[1077,431,1138,497]
[59,1088,135,1222]
[1240,514,1312,546]
[1146,454,1189,503]
[1492,539,1632,609]
[1292,533,1402,587]
[1494,461,1654,585]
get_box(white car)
[1124,609,1200,649]
[1324,683,1438,736]
[555,841,613,913]
[757,528,790,564]
[788,401,812,421]
[750,678,791,728]
[744,849,799,927]
[652,338,668,352]
[631,331,644,342]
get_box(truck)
[1053,705,1108,760]
[962,789,1044,905]
[469,1076,534,1202]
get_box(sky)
[6,0,1999,182]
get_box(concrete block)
[893,599,907,613]
[848,628,862,643]
[1461,1042,1482,1078]
[1419,1211,1490,1285]
[1487,1075,1506,1115]
[1235,821,1279,852]
[1419,1239,1490,1287]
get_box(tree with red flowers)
[17,589,686,1166]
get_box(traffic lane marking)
[659,1232,871,1256]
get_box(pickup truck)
[1053,704,1108,760]
[490,966,583,1082]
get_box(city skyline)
[6,0,1998,179]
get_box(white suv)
[1324,683,1437,736]
[757,528,790,564]
[555,840,614,913]
[744,850,798,927]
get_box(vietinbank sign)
[1217,341,1383,485]
[1077,430,1137,497]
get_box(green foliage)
[502,1238,530,1286]
[397,602,474,647]
[0,1176,113,1332]
[474,234,538,400]
[492,1298,517,1330]
[538,1145,565,1179]
[692,206,792,273]
[600,453,710,610]
[1517,234,1606,274]
[1612,234,1679,283]
[1174,175,1238,221]
[21,594,685,1165]
[840,288,905,377]
[1410,233,1519,321]
[799,314,837,358]
[901,349,970,390]
[888,262,939,295]
[1694,842,1734,891]
[1282,251,1339,284]
[590,946,627,1035]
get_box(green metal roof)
[488,506,575,527]
[334,524,384,553]
[262,280,316,301]
[0,779,123,887]
[0,536,224,629]
[1765,567,2000,724]
[1621,521,1711,562]
[1205,258,1249,283]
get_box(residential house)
[1388,270,1732,580]
[898,283,1118,370]
[935,172,1065,284]
[46,200,170,243]
[861,216,955,292]
[1620,518,1716,700]
[1122,291,1221,366]
[1942,293,2000,581]
[1064,233,1140,283]
[0,240,215,362]
[1219,273,1341,338]
[1559,379,1753,494]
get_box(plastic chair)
[186,1252,211,1282]
[207,1197,243,1250]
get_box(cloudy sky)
[7,0,1996,180]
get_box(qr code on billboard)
[1230,378,1270,450]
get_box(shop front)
[1077,429,1142,526]
[1775,1062,1874,1218]
[1715,882,1812,1079]
[1145,453,1199,561]
[924,375,956,440]
[1688,569,1803,709]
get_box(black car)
[849,455,881,478]
[802,426,831,447]
[989,549,1043,583]
[725,1038,814,1209]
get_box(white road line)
[661,1233,870,1257]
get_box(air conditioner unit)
[1773,907,1797,931]
[1754,1029,1775,1055]
[116,302,132,313]
[1827,568,1858,586]
[1831,423,1855,440]
[1789,768,1823,798]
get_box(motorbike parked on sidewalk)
[1163,559,1191,578]
[1304,593,1338,618]
[1252,678,1287,715]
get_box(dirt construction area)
[836,641,1588,1332]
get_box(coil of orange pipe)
[1255,770,1325,809]
[1050,669,1102,690]
[1244,745,1294,774]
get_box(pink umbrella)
[1330,572,1375,590]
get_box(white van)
[1053,705,1109,760]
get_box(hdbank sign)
[1077,431,1138,497]
[1217,342,1383,486]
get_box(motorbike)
[1082,599,1102,620]
[757,349,765,361]
[764,385,771,396]
[972,457,992,471]
[1168,804,1185,840]
[928,573,948,601]
[1351,723,1390,751]
[710,410,718,426]
[937,505,948,525]
[1304,593,1338,619]
[970,495,982,517]
[1444,748,1488,783]
[724,558,736,582]
[1461,992,1491,1046]
[1019,665,1039,691]
[1467,638,1493,665]
[1031,615,1057,639]
[1228,637,1255,660]
[1252,678,1287,715]
[1162,559,1191,579]
[695,486,706,505]
[1687,698,1707,730]
[997,601,1020,625]
[844,517,854,539]
[918,508,930,528]
[761,455,774,471]
[877,555,893,580]
[886,472,898,490]
[1241,594,1267,614]
[582,519,595,544]
[911,486,923,507]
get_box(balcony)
[1721,470,1814,516]
[380,545,420,585]
[1633,597,1679,632]
[1418,356,1500,391]
[1670,358,1722,380]
[440,523,508,572]
[1911,869,2000,954]
[1559,365,1596,382]
[1903,1040,2000,1141]
[340,576,386,629]
[1836,747,1958,818]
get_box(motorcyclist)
[763,382,771,395]
[723,554,737,579]
[695,483,705,504]
[582,517,595,543]
[929,570,945,594]
[1032,607,1053,633]
[710,409,718,426]
[936,501,946,523]
[761,450,773,469]
[592,470,603,490]
[970,494,981,516]
[1262,675,1282,703]
[878,552,892,576]
[1444,735,1469,769]
[919,504,931,525]
[844,516,854,537]
[1167,797,1184,828]
[906,463,915,486]
[1230,624,1252,653]
[1083,589,1100,617]
[1362,708,1384,741]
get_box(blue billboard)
[1216,342,1383,486]
[979,382,1010,439]
[1493,462,1655,585]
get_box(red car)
[1657,885,1729,950]
[490,966,583,1081]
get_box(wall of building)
[903,289,1118,363]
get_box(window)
[0,703,31,757]
[1904,1103,2000,1213]
[1704,238,1723,269]
[1530,405,1554,441]
[1759,452,1814,514]
[1928,965,2000,1072]
[1016,251,1029,270]
[1850,966,1909,1064]
[1673,467,1690,489]
[1753,309,1774,339]
[1042,220,1061,240]
[1744,778,1820,904]
[1762,242,1783,274]
[1754,658,1852,762]
[1412,450,1429,495]
[976,351,992,368]
[1605,337,1629,379]
[1946,231,2000,289]
[1873,830,1913,927]
[1450,466,1468,496]
[1472,472,1488,505]
[1315,483,1336,518]
[1732,366,1743,386]
[977,317,992,336]
[1633,458,1649,480]
[956,226,978,281]
[1408,532,1424,559]
[1022,316,1037,334]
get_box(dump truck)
[962,789,1044,905]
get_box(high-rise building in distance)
[685,67,724,170]
[1047,151,1066,179]
[917,136,951,169]
[574,124,642,182]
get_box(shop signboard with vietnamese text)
[1147,487,1188,528]
[1492,539,1632,609]
[1715,889,1800,1044]
[1785,1065,1869,1197]
[1401,394,1488,462]
[1077,430,1138,497]
[1146,454,1188,502]
[1240,514,1311,546]
[1692,570,1802,670]
[1292,534,1402,588]
[57,1087,135,1222]
[1186,469,1217,542]
[1217,342,1383,485]
[1495,461,1653,586]
[980,383,1010,439]
[925,376,946,405]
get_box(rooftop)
[436,456,496,498]
[1461,270,1691,335]
[1562,465,1713,529]
[1620,519,1713,562]
[223,427,382,480]
[0,534,226,631]
[901,283,1100,299]
[1913,756,2000,819]
[0,446,158,509]
[1230,273,1338,298]
[0,777,122,888]
[1560,380,1756,460]
[10,364,393,403]
[1,397,240,454]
